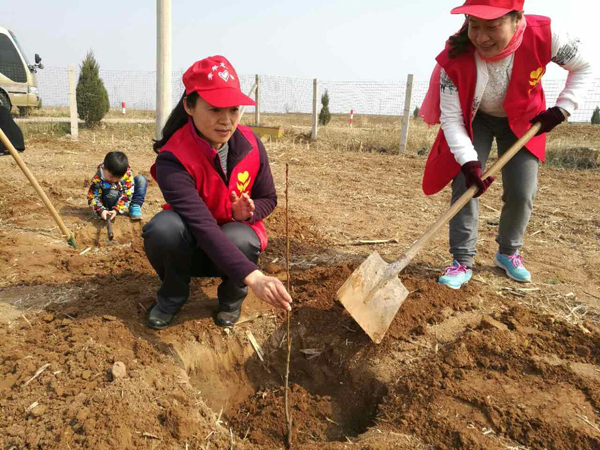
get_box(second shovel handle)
[107,218,114,240]
[0,127,74,243]
[388,122,542,276]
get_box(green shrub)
[318,90,331,126]
[592,107,600,125]
[76,51,109,125]
[413,106,420,119]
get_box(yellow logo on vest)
[236,171,251,193]
[528,67,544,94]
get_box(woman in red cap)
[420,0,592,289]
[143,55,292,329]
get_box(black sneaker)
[214,309,241,327]
[147,304,175,330]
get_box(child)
[87,151,147,221]
[142,55,292,330]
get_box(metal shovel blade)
[337,251,409,344]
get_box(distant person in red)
[143,55,292,330]
[419,0,592,289]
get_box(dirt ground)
[1,118,600,449]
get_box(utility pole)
[156,0,172,141]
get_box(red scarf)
[420,16,528,125]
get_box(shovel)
[337,122,542,343]
[0,127,76,248]
[106,218,114,241]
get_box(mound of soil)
[379,307,600,450]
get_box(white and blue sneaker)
[129,204,143,221]
[438,260,473,290]
[493,251,531,283]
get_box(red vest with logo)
[422,15,552,195]
[151,122,268,251]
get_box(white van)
[0,25,43,116]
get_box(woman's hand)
[244,270,292,311]
[461,161,495,198]
[530,106,568,136]
[101,210,117,221]
[230,191,255,221]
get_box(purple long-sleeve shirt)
[155,127,277,284]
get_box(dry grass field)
[1,112,600,449]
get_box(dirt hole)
[174,327,387,446]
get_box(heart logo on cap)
[218,70,230,82]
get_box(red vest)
[422,15,552,195]
[151,122,268,251]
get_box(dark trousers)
[103,175,148,209]
[142,210,261,315]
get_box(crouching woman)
[143,55,291,329]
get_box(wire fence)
[34,67,600,123]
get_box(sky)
[4,0,599,83]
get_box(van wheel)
[0,92,11,112]
[18,107,32,117]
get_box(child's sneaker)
[493,251,531,283]
[129,204,143,221]
[438,260,472,290]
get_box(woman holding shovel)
[143,55,292,329]
[420,0,592,289]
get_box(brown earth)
[1,120,600,449]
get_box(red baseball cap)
[451,0,524,20]
[182,55,256,108]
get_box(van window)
[9,31,31,66]
[0,34,27,83]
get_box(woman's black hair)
[153,91,199,153]
[448,10,523,59]
[448,21,472,59]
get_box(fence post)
[255,74,260,126]
[156,0,172,141]
[239,82,257,122]
[399,73,414,154]
[68,66,78,142]
[311,78,318,140]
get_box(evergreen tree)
[413,106,420,119]
[318,90,331,126]
[592,107,600,125]
[76,51,110,125]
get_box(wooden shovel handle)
[0,126,75,245]
[388,122,542,275]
